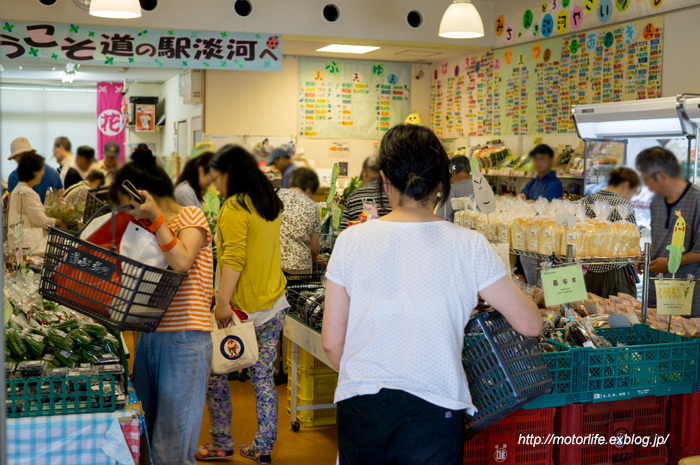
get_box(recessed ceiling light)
[316,44,380,54]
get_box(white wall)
[661,6,700,97]
[161,74,203,159]
[1,0,494,49]
[204,57,431,179]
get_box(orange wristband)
[149,212,165,233]
[158,236,178,252]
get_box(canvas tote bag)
[211,309,259,374]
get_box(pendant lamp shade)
[439,0,484,39]
[90,0,142,18]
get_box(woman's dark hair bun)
[130,143,156,168]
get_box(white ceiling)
[0,39,474,83]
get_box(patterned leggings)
[206,311,285,455]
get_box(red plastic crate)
[669,392,700,458]
[556,396,668,465]
[464,408,555,465]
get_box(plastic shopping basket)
[83,191,107,224]
[286,289,324,330]
[462,311,553,439]
[39,205,187,332]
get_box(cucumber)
[52,318,79,331]
[46,328,75,352]
[22,330,47,357]
[68,329,94,346]
[6,329,27,358]
[101,334,119,354]
[81,323,107,338]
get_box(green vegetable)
[52,318,79,331]
[69,329,94,346]
[49,347,81,367]
[101,334,119,354]
[22,330,47,357]
[81,323,107,338]
[6,328,27,358]
[46,328,75,352]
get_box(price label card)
[656,280,694,316]
[556,212,577,227]
[541,265,587,306]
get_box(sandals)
[239,444,272,464]
[195,443,234,461]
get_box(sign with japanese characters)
[97,82,126,163]
[655,280,694,316]
[64,246,118,281]
[0,20,282,71]
[298,58,411,139]
[541,265,587,306]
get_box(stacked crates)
[285,340,337,427]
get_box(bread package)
[539,219,564,256]
[510,217,528,250]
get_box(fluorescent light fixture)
[578,119,684,139]
[61,63,79,84]
[90,0,142,18]
[316,44,380,54]
[439,0,485,39]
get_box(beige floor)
[123,332,339,465]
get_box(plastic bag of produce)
[46,327,75,352]
[21,329,47,357]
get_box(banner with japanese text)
[97,82,126,163]
[0,20,282,71]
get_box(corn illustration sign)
[667,210,686,275]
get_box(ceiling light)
[62,63,79,83]
[316,44,380,54]
[90,0,142,18]
[439,0,484,39]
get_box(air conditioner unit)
[183,69,202,104]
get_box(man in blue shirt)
[518,144,563,201]
[7,137,64,203]
[267,147,297,189]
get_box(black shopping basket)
[39,205,187,332]
[462,311,553,439]
[83,191,106,224]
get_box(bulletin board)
[430,15,664,137]
[297,58,411,140]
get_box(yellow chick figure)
[404,112,425,126]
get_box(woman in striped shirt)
[110,144,214,465]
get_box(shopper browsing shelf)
[339,155,392,230]
[436,155,475,223]
[7,137,63,203]
[636,147,700,318]
[267,147,297,189]
[63,169,105,206]
[111,144,214,465]
[581,168,641,299]
[96,141,124,187]
[279,167,323,274]
[518,144,563,202]
[53,136,73,184]
[8,152,67,232]
[63,145,97,191]
[196,145,288,464]
[174,151,214,209]
[322,124,542,465]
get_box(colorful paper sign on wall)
[96,82,126,163]
[542,265,588,306]
[0,20,282,71]
[135,105,155,132]
[656,280,694,316]
[329,141,351,158]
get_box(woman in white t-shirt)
[323,124,542,465]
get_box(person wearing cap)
[7,137,63,204]
[96,141,124,187]
[517,144,563,202]
[54,136,73,184]
[436,155,474,223]
[267,147,297,189]
[63,145,97,191]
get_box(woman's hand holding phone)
[128,189,161,222]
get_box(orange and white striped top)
[156,206,214,332]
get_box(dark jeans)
[337,389,465,465]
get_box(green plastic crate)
[575,324,699,402]
[522,338,585,409]
[6,374,116,418]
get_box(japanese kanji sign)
[97,82,126,163]
[656,280,694,316]
[64,246,118,281]
[541,265,587,306]
[0,20,282,71]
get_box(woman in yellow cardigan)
[196,145,287,464]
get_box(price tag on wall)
[541,265,587,307]
[656,280,694,316]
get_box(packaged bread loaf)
[539,219,563,256]
[510,217,528,250]
[497,214,515,244]
[526,217,542,253]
